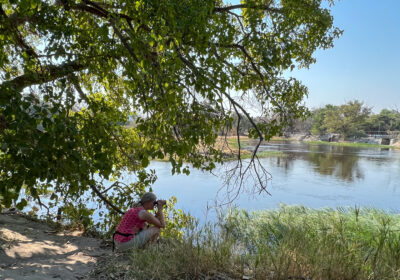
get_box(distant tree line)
[309,101,400,138]
[232,100,400,139]
[287,100,400,138]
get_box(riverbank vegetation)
[152,136,285,162]
[221,136,398,161]
[221,101,400,151]
[92,206,400,280]
[286,100,400,140]
[229,100,400,140]
[305,140,392,149]
[216,137,285,160]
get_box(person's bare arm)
[138,200,166,228]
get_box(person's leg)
[137,227,160,248]
[114,238,135,251]
[147,227,161,243]
[114,227,161,251]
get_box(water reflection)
[256,141,400,182]
[306,148,363,181]
[149,141,400,217]
[274,155,295,171]
[26,141,400,226]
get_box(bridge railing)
[365,131,400,138]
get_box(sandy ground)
[0,212,110,280]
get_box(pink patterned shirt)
[114,207,146,243]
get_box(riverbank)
[278,134,400,149]
[152,136,287,163]
[151,136,399,165]
[3,206,399,280]
[0,211,110,280]
[305,140,395,148]
[229,135,400,150]
[93,206,400,280]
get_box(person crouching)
[113,192,166,251]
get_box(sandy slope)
[0,212,110,280]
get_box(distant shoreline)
[270,138,398,148]
[225,135,400,150]
[151,136,399,163]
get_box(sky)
[291,0,400,113]
[229,0,400,113]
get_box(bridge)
[365,131,399,145]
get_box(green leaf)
[141,157,149,167]
[16,199,28,210]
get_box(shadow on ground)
[0,212,110,280]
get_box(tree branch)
[69,74,90,104]
[173,40,271,195]
[89,183,124,215]
[174,41,263,142]
[64,0,151,32]
[216,43,283,111]
[213,4,281,14]
[1,60,86,93]
[109,19,140,63]
[233,104,243,163]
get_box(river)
[145,141,400,220]
[23,141,400,224]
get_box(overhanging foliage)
[0,0,341,230]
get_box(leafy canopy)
[311,100,372,138]
[0,0,341,230]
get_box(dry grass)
[215,136,285,160]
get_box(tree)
[310,105,337,135]
[315,100,371,137]
[0,0,341,231]
[365,109,400,133]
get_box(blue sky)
[291,0,400,113]
[228,0,400,113]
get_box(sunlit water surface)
[25,141,400,223]
[125,141,400,221]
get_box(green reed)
[113,205,400,280]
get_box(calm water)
[25,141,400,223]
[142,141,400,220]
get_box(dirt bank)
[0,212,110,280]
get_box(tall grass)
[223,206,400,279]
[102,206,400,280]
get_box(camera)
[154,200,158,206]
